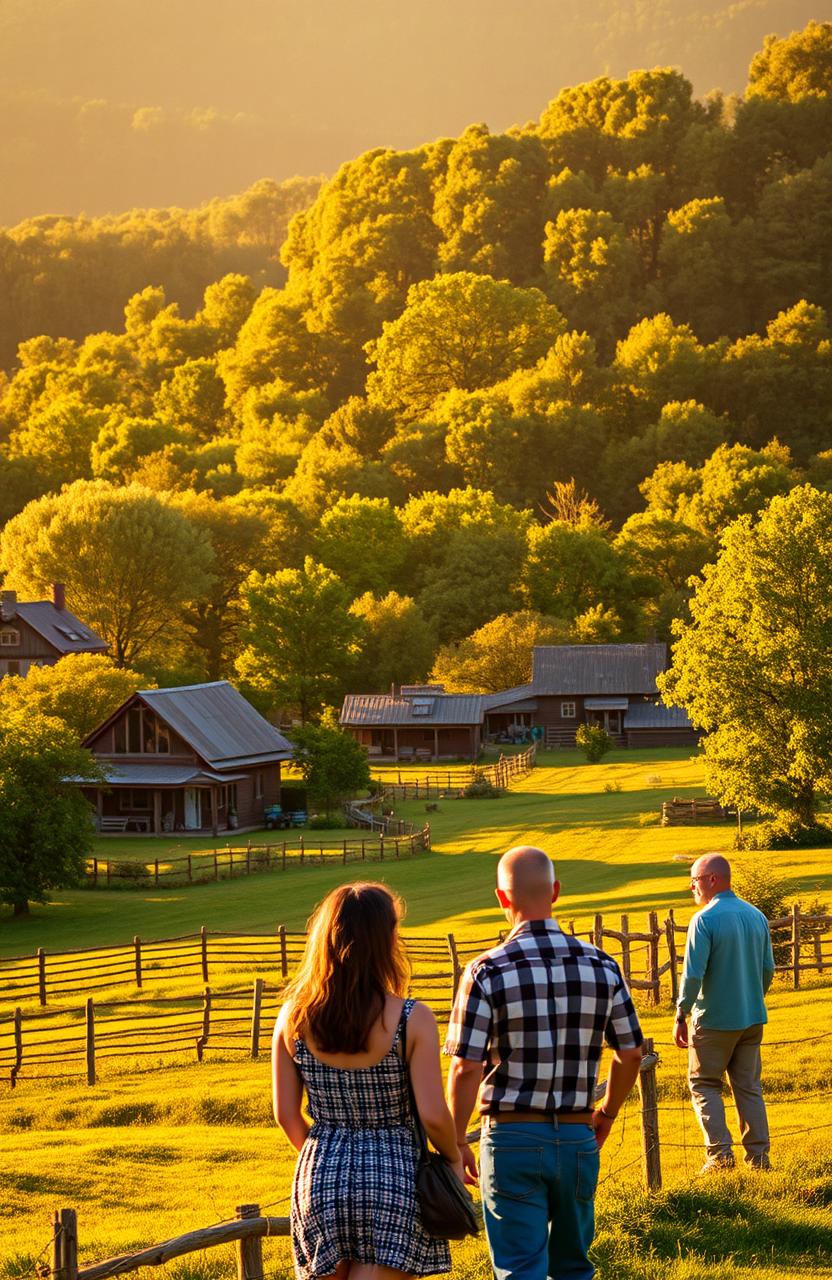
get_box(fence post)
[282,840,287,870]
[196,986,212,1061]
[394,838,400,859]
[300,835,304,864]
[213,851,219,881]
[343,839,348,865]
[792,904,801,990]
[85,998,96,1087]
[187,854,192,883]
[235,1203,264,1280]
[92,857,98,887]
[279,925,288,978]
[51,1207,78,1280]
[154,859,159,888]
[106,859,111,888]
[647,911,660,1006]
[447,933,462,997]
[133,936,142,988]
[201,925,209,983]
[593,913,603,951]
[638,1038,661,1192]
[361,839,365,861]
[250,978,264,1060]
[620,914,630,984]
[38,948,47,1006]
[665,911,678,1004]
[10,1007,22,1087]
[379,834,384,860]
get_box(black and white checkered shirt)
[444,918,643,1114]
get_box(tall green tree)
[0,708,102,917]
[431,610,573,693]
[658,485,832,835]
[0,481,212,666]
[236,559,363,721]
[0,654,150,740]
[314,496,408,597]
[349,592,437,693]
[366,272,565,419]
[289,723,371,818]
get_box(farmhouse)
[340,685,484,761]
[0,584,107,678]
[81,681,293,835]
[484,643,697,747]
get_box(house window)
[5,660,20,675]
[157,724,170,754]
[119,790,152,810]
[127,707,142,753]
[254,772,263,799]
[114,719,127,752]
[0,629,20,647]
[561,701,576,718]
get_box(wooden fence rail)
[374,743,537,800]
[83,825,430,889]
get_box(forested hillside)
[1,22,830,714]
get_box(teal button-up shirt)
[678,891,775,1030]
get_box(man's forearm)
[600,1050,642,1117]
[447,1056,483,1140]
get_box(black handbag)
[401,1014,480,1240]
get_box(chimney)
[0,589,17,621]
[52,582,66,611]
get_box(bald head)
[497,846,558,914]
[692,854,731,883]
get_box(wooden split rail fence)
[84,825,431,888]
[374,743,537,800]
[3,909,830,1086]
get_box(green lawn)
[1,748,830,1279]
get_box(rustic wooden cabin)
[484,644,697,747]
[0,585,107,677]
[340,685,483,761]
[81,681,293,835]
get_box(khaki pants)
[688,1023,770,1167]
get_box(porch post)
[433,728,439,760]
[153,789,162,836]
[211,785,218,836]
[393,727,399,760]
[96,789,103,830]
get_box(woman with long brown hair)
[272,882,462,1280]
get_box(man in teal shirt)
[673,853,775,1173]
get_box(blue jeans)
[479,1120,600,1280]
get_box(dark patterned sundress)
[291,998,451,1279]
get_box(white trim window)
[560,701,576,718]
[0,629,20,647]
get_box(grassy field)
[1,748,831,1279]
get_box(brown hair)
[285,882,410,1053]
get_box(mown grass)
[1,749,830,1277]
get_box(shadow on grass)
[595,1157,832,1277]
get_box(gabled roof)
[85,681,293,768]
[341,693,484,727]
[8,602,108,654]
[483,683,537,711]
[530,644,667,696]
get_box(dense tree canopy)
[0,655,151,740]
[658,485,832,834]
[0,22,829,720]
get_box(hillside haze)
[0,0,824,220]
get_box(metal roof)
[80,763,248,787]
[10,602,108,654]
[623,701,694,730]
[482,684,537,711]
[530,644,667,695]
[137,682,293,767]
[340,693,484,727]
[584,697,629,710]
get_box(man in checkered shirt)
[445,845,644,1280]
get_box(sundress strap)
[393,997,415,1053]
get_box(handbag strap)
[399,1002,430,1160]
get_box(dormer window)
[0,629,20,647]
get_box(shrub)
[603,781,622,793]
[575,723,614,763]
[736,815,832,850]
[732,857,792,962]
[463,769,504,798]
[308,814,345,829]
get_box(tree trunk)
[12,899,29,917]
